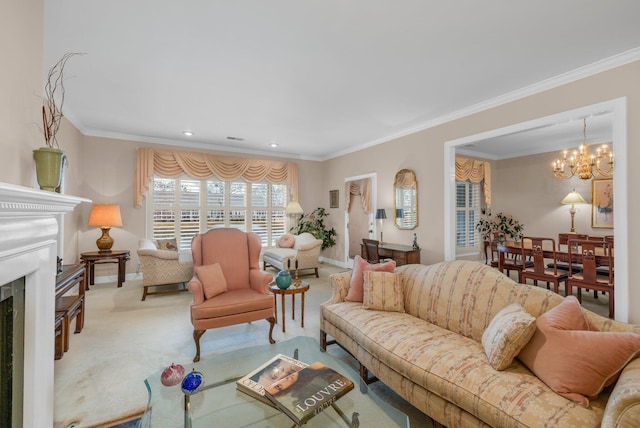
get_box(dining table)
[494,240,613,267]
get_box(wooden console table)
[80,250,130,288]
[360,242,421,266]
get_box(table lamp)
[88,203,123,252]
[561,189,586,233]
[375,208,387,243]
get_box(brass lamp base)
[96,227,114,252]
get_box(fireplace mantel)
[0,182,89,427]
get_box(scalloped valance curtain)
[344,179,371,214]
[134,147,298,208]
[455,157,492,205]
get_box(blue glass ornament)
[275,270,292,289]
[181,369,204,395]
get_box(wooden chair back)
[362,239,380,263]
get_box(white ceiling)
[44,1,640,161]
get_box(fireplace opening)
[1,278,25,427]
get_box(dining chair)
[553,233,587,273]
[520,237,568,294]
[496,235,532,283]
[567,239,614,318]
[362,238,381,264]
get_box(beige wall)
[324,60,640,322]
[2,0,638,320]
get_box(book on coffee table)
[236,354,307,406]
[263,361,355,426]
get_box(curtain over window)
[455,157,491,206]
[344,179,371,214]
[135,147,298,208]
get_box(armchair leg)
[315,267,319,278]
[267,317,276,344]
[193,329,205,362]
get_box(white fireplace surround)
[0,182,88,427]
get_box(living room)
[3,1,640,427]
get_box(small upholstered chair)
[137,238,194,301]
[188,228,275,362]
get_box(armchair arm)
[249,268,273,294]
[137,249,180,260]
[188,277,205,305]
[324,271,352,304]
[602,358,640,427]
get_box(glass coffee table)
[141,336,409,427]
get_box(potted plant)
[34,52,83,191]
[291,207,337,250]
[475,212,524,242]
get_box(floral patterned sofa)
[320,260,640,427]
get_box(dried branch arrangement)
[42,52,85,148]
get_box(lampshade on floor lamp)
[375,208,387,243]
[88,203,123,252]
[561,189,587,233]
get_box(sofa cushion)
[345,255,396,302]
[363,271,405,313]
[519,296,640,407]
[195,263,228,299]
[156,238,178,251]
[481,303,536,370]
[293,232,321,251]
[278,233,295,248]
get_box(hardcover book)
[263,361,355,426]
[236,354,308,406]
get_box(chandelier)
[552,118,614,180]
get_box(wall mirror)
[394,169,418,229]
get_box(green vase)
[33,147,66,191]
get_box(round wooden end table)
[269,281,310,333]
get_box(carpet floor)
[54,262,433,428]
[54,261,610,428]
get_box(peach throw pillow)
[278,233,295,248]
[345,255,396,302]
[195,263,228,299]
[362,271,405,312]
[518,296,640,407]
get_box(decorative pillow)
[518,296,640,407]
[195,263,228,299]
[481,303,536,370]
[362,271,405,312]
[345,255,396,302]
[156,238,178,251]
[278,233,295,248]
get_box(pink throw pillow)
[345,255,396,302]
[518,296,640,407]
[195,263,228,299]
[278,233,295,248]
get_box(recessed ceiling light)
[182,131,194,137]
[269,142,278,148]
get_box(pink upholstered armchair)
[188,228,275,362]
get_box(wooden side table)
[80,250,130,288]
[269,281,310,333]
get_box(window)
[456,181,481,250]
[149,175,287,249]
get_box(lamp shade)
[88,203,123,227]
[375,209,387,220]
[285,201,304,215]
[561,189,587,205]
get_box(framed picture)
[591,179,613,229]
[329,190,339,208]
